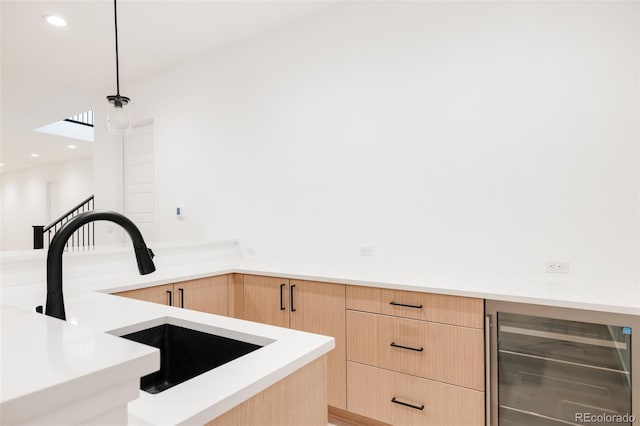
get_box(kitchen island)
[0,241,333,425]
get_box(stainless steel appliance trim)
[499,325,627,349]
[485,314,491,426]
[499,349,631,374]
[484,299,638,426]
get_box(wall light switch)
[176,205,184,219]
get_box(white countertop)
[0,305,159,425]
[234,257,640,316]
[0,243,334,425]
[3,240,637,315]
[1,241,638,425]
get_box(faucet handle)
[148,248,155,259]
[35,305,43,314]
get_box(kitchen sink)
[120,323,263,394]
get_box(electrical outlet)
[360,246,375,257]
[546,261,570,274]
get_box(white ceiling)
[0,0,332,173]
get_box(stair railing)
[33,195,95,250]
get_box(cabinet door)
[114,283,174,306]
[243,275,289,328]
[175,276,228,315]
[290,279,346,410]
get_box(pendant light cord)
[113,0,120,96]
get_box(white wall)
[0,156,93,250]
[95,1,640,281]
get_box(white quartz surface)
[0,305,159,425]
[0,243,334,425]
[3,241,636,315]
[1,241,638,425]
[235,257,640,316]
[1,286,333,425]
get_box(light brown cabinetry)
[242,275,347,410]
[207,356,328,426]
[114,275,228,316]
[346,285,484,426]
[243,275,289,327]
[347,362,483,426]
[347,310,484,390]
[115,283,175,305]
[346,285,483,328]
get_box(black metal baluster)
[71,212,75,250]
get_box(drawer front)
[346,285,483,328]
[347,362,484,426]
[347,311,484,390]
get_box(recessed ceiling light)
[44,15,68,27]
[31,153,39,158]
[67,145,76,149]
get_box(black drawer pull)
[167,290,173,306]
[389,301,423,309]
[390,342,424,352]
[391,397,424,411]
[290,284,296,312]
[280,283,286,310]
[178,288,185,308]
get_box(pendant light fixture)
[106,0,131,135]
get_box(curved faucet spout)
[44,210,156,320]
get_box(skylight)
[34,110,94,142]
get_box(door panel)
[114,284,174,306]
[176,276,228,315]
[290,279,346,410]
[243,275,289,328]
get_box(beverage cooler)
[485,301,638,426]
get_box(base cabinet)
[207,356,328,426]
[114,283,174,306]
[114,274,485,425]
[289,279,347,411]
[114,276,228,316]
[243,275,289,327]
[243,275,347,410]
[175,276,228,315]
[345,285,485,426]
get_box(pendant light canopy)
[106,0,131,135]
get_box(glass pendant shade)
[107,95,131,135]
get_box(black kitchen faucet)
[38,210,156,320]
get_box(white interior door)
[124,121,157,242]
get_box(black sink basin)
[121,323,262,394]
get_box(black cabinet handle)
[280,283,286,310]
[391,397,424,411]
[290,284,296,312]
[167,290,173,306]
[390,342,424,352]
[179,288,184,308]
[389,301,423,309]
